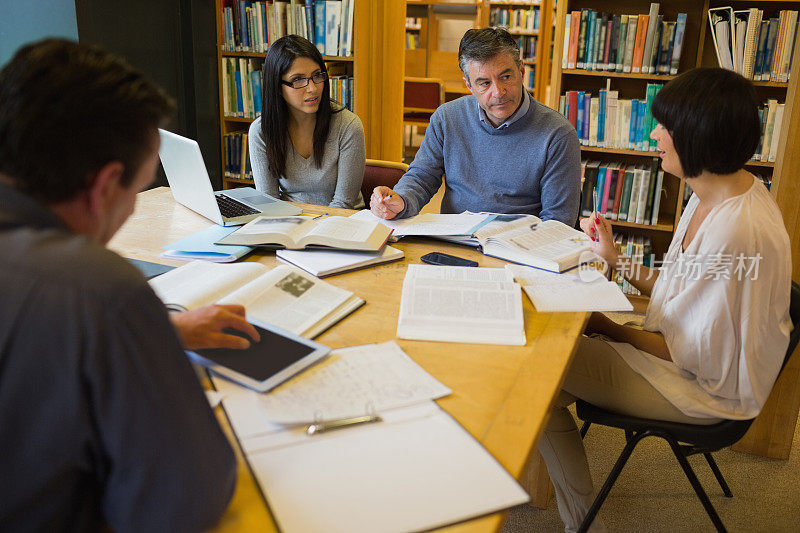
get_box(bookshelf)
[548,0,800,264]
[546,0,800,466]
[214,0,404,189]
[404,0,554,103]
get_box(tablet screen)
[193,325,317,381]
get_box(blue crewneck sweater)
[394,92,581,225]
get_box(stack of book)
[611,234,654,295]
[754,99,786,163]
[222,58,262,119]
[579,158,665,227]
[490,6,540,33]
[708,7,798,81]
[559,83,663,151]
[220,0,355,57]
[561,4,688,76]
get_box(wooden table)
[109,187,588,532]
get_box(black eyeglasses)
[281,72,328,89]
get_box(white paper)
[397,265,526,345]
[244,402,530,533]
[205,390,226,408]
[350,209,491,237]
[276,245,403,277]
[507,264,633,313]
[258,341,451,424]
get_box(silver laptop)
[158,129,301,226]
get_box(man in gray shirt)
[371,28,581,225]
[0,40,256,532]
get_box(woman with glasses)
[249,35,365,209]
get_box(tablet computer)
[186,319,330,392]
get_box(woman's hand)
[580,214,619,268]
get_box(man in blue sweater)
[371,28,581,225]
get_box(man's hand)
[369,186,404,220]
[170,304,260,350]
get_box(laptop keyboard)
[216,194,260,218]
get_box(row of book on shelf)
[611,234,653,296]
[223,132,252,181]
[755,99,786,163]
[490,6,540,33]
[559,83,663,152]
[709,8,797,82]
[406,33,421,50]
[220,0,354,57]
[406,17,422,30]
[561,3,687,76]
[516,35,538,61]
[580,158,665,228]
[222,57,354,119]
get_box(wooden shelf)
[490,1,542,5]
[223,116,256,124]
[219,49,354,62]
[746,160,776,168]
[508,29,539,36]
[407,1,479,5]
[581,216,674,232]
[522,58,538,65]
[580,146,659,158]
[562,68,675,81]
[223,176,255,186]
[752,80,790,88]
[406,26,422,30]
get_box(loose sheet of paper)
[258,341,451,424]
[350,209,492,237]
[506,264,633,312]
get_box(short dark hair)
[260,35,340,177]
[458,27,520,84]
[651,67,760,178]
[0,39,174,203]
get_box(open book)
[481,219,593,273]
[276,245,404,277]
[149,260,364,338]
[349,209,494,239]
[216,215,393,251]
[397,264,525,345]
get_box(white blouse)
[608,177,792,419]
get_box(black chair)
[576,281,800,533]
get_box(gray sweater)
[249,107,366,209]
[394,92,581,225]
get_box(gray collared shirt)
[477,89,532,129]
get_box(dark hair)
[260,35,339,176]
[0,39,174,203]
[458,27,521,84]
[651,67,760,178]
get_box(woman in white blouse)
[540,67,792,532]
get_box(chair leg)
[666,440,727,533]
[577,431,645,533]
[580,421,590,439]
[703,453,733,498]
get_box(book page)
[350,210,491,237]
[303,216,376,242]
[148,260,267,310]
[220,216,312,245]
[398,265,525,345]
[491,220,591,261]
[258,341,451,424]
[474,213,541,243]
[218,265,353,335]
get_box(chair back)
[361,159,409,202]
[403,77,445,125]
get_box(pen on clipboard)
[305,414,382,435]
